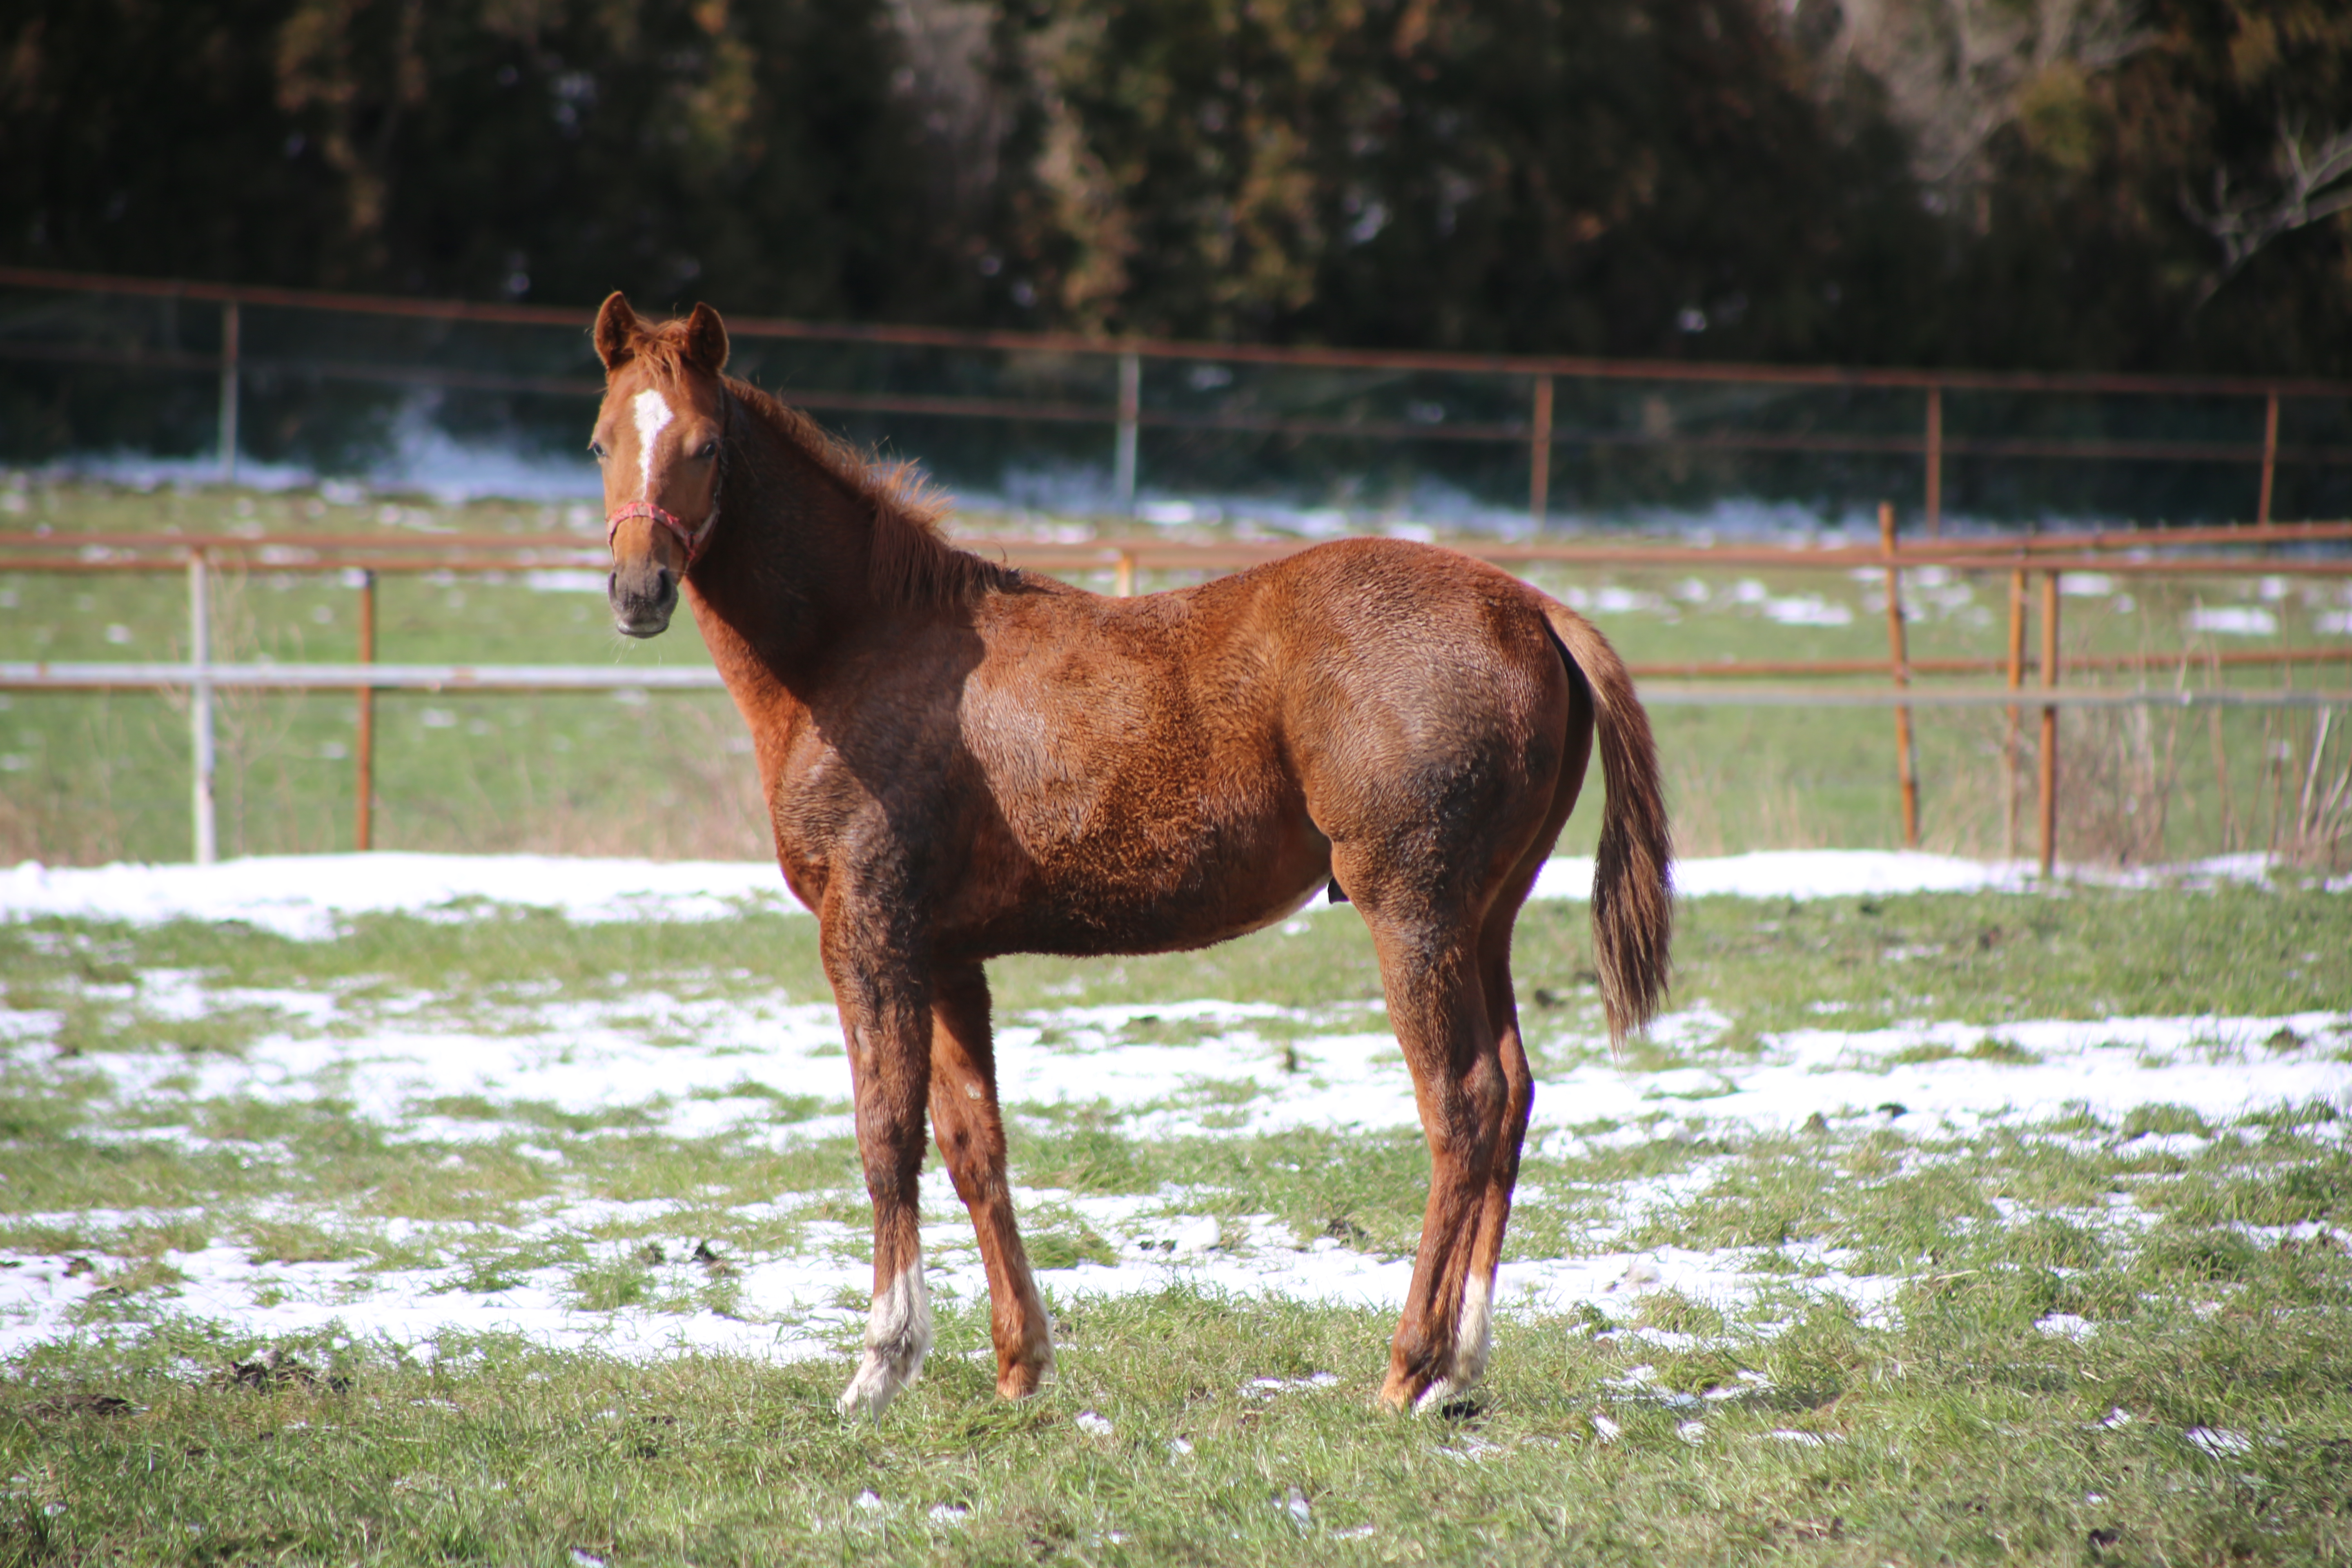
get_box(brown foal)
[588,295,1673,1417]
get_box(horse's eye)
[588,441,607,460]
[697,441,719,461]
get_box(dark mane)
[627,318,1016,609]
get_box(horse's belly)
[978,799,1332,957]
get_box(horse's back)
[877,537,1580,954]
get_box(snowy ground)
[0,848,2310,938]
[2,851,2345,1374]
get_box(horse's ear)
[682,302,730,374]
[593,292,640,372]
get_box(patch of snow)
[0,853,805,938]
[1760,595,1853,628]
[2035,1313,2096,1343]
[524,570,608,594]
[2185,1427,2252,1458]
[3,848,2319,938]
[1243,1372,1339,1399]
[2188,606,2277,637]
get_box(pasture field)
[3,873,2351,1564]
[3,478,2348,869]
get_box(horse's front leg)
[926,962,1053,1398]
[827,934,935,1419]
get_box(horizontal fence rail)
[0,662,725,691]
[2,520,2348,875]
[4,662,2341,710]
[8,266,2352,528]
[6,523,2352,576]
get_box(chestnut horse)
[588,294,1673,1417]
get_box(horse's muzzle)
[608,559,677,638]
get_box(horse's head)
[590,292,732,637]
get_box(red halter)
[604,500,715,566]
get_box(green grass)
[2,888,2348,1559]
[5,478,2347,866]
[11,1246,2352,1566]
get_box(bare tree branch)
[2185,117,2352,303]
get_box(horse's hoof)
[838,1347,920,1419]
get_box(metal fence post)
[1112,351,1140,512]
[1528,375,1554,528]
[355,568,375,851]
[2038,570,2062,875]
[217,300,240,485]
[189,549,217,864]
[1880,501,1919,847]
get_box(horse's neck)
[687,406,882,686]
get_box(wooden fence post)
[2038,570,2062,875]
[217,301,240,485]
[1112,351,1140,513]
[2257,391,2278,525]
[1880,502,1920,848]
[1529,375,1554,529]
[189,549,217,864]
[1924,386,1943,539]
[1111,550,1135,598]
[354,568,375,851]
[2003,566,2026,860]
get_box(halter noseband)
[605,500,715,566]
[604,388,728,568]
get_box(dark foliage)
[0,0,2343,373]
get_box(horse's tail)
[1535,597,1673,1049]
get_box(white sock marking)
[838,1259,932,1418]
[630,388,673,500]
[1412,1273,1496,1413]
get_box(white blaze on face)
[630,388,674,501]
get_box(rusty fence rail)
[1,524,2348,873]
[7,266,2352,529]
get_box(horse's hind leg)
[1442,721,1592,1403]
[926,962,1053,1399]
[1439,918,1538,1403]
[1355,911,1511,1413]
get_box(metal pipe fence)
[0,525,2345,874]
[8,266,2352,527]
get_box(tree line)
[2,0,2345,375]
